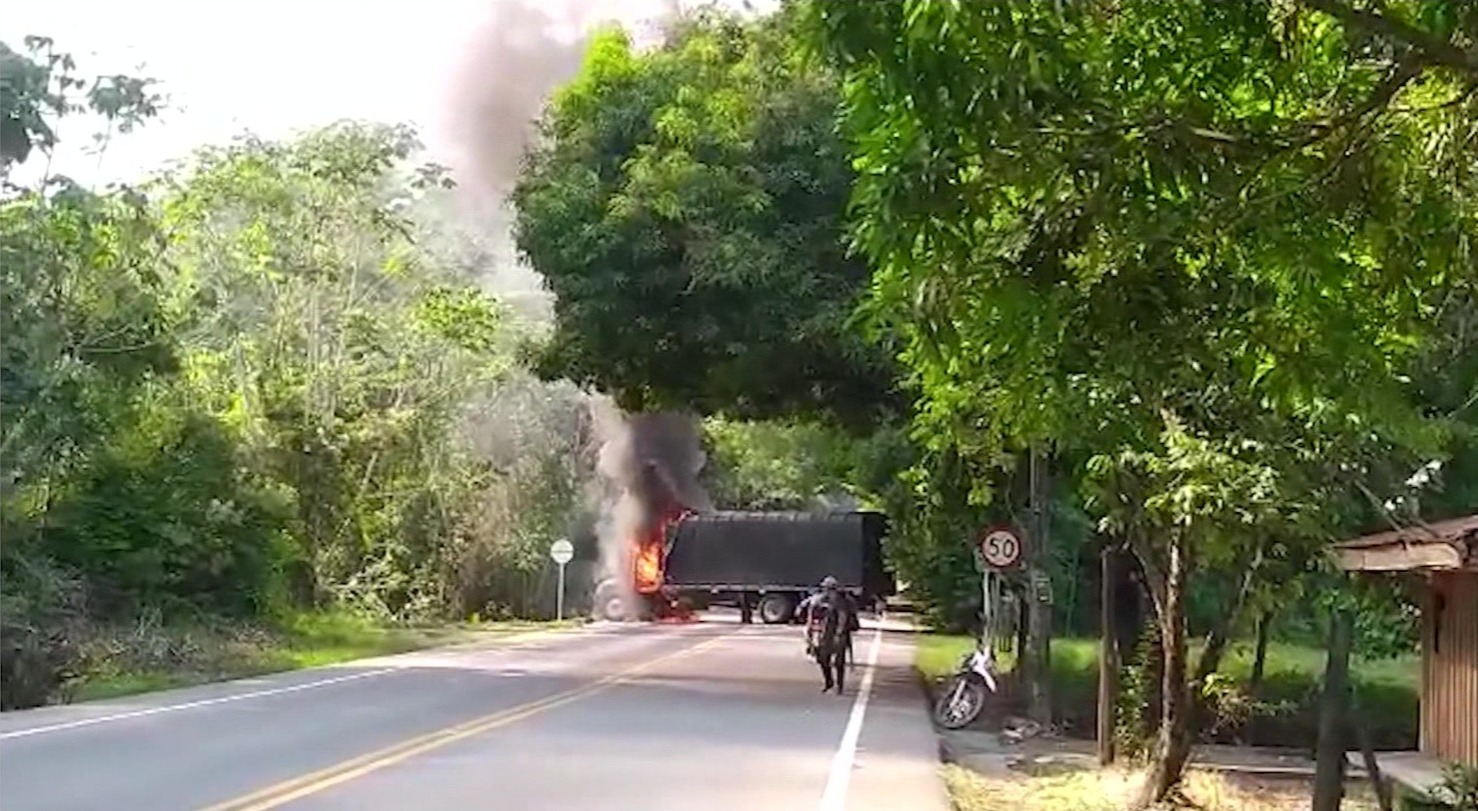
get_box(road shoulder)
[845,627,952,811]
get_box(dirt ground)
[929,674,1377,810]
[942,761,1378,811]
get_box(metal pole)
[556,562,566,622]
[981,568,993,649]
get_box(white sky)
[0,0,705,187]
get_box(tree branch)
[1301,0,1478,82]
[1193,542,1265,688]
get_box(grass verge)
[917,634,1419,749]
[69,612,583,703]
[941,764,1376,811]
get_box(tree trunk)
[1242,610,1276,745]
[1026,445,1053,725]
[1098,542,1120,766]
[1192,549,1262,689]
[1016,591,1029,658]
[1311,609,1354,811]
[1250,609,1274,694]
[1132,533,1193,809]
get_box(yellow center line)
[198,632,729,811]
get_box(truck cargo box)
[662,510,893,597]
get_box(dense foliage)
[0,39,602,708]
[512,8,900,428]
[4,13,1471,796]
[808,0,1476,802]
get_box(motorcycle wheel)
[932,676,986,730]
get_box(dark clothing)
[817,638,847,692]
[806,591,860,692]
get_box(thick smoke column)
[590,403,712,618]
[438,0,682,322]
[444,0,680,207]
[444,0,708,618]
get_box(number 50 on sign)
[979,526,1023,569]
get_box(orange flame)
[632,508,687,596]
[634,537,663,594]
[655,594,696,623]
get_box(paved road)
[0,616,948,811]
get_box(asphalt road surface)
[0,615,949,811]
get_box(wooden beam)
[1336,542,1464,572]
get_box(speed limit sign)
[979,526,1024,569]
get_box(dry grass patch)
[941,763,1376,811]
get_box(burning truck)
[588,412,894,623]
[590,460,895,623]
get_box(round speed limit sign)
[979,527,1023,569]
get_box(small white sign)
[979,528,1023,569]
[549,539,574,565]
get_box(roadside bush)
[0,558,88,709]
[45,406,287,618]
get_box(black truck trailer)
[659,510,895,624]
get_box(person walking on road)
[800,586,859,668]
[803,576,860,694]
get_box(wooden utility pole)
[1026,445,1053,726]
[1311,609,1354,811]
[1097,543,1120,765]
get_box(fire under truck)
[591,500,895,624]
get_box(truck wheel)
[757,593,796,625]
[593,580,626,622]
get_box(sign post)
[976,525,1024,654]
[549,539,574,621]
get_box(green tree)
[1,35,617,710]
[1,36,162,179]
[0,39,273,615]
[155,121,509,617]
[809,1,1473,803]
[511,8,899,427]
[701,417,862,510]
[0,38,272,707]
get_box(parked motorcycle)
[931,641,998,729]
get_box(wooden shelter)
[1334,514,1478,794]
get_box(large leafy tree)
[809,0,1475,803]
[512,8,900,427]
[2,35,625,709]
[0,38,278,707]
[155,121,509,614]
[0,37,273,619]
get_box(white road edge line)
[819,627,883,811]
[0,625,597,741]
[0,668,398,741]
